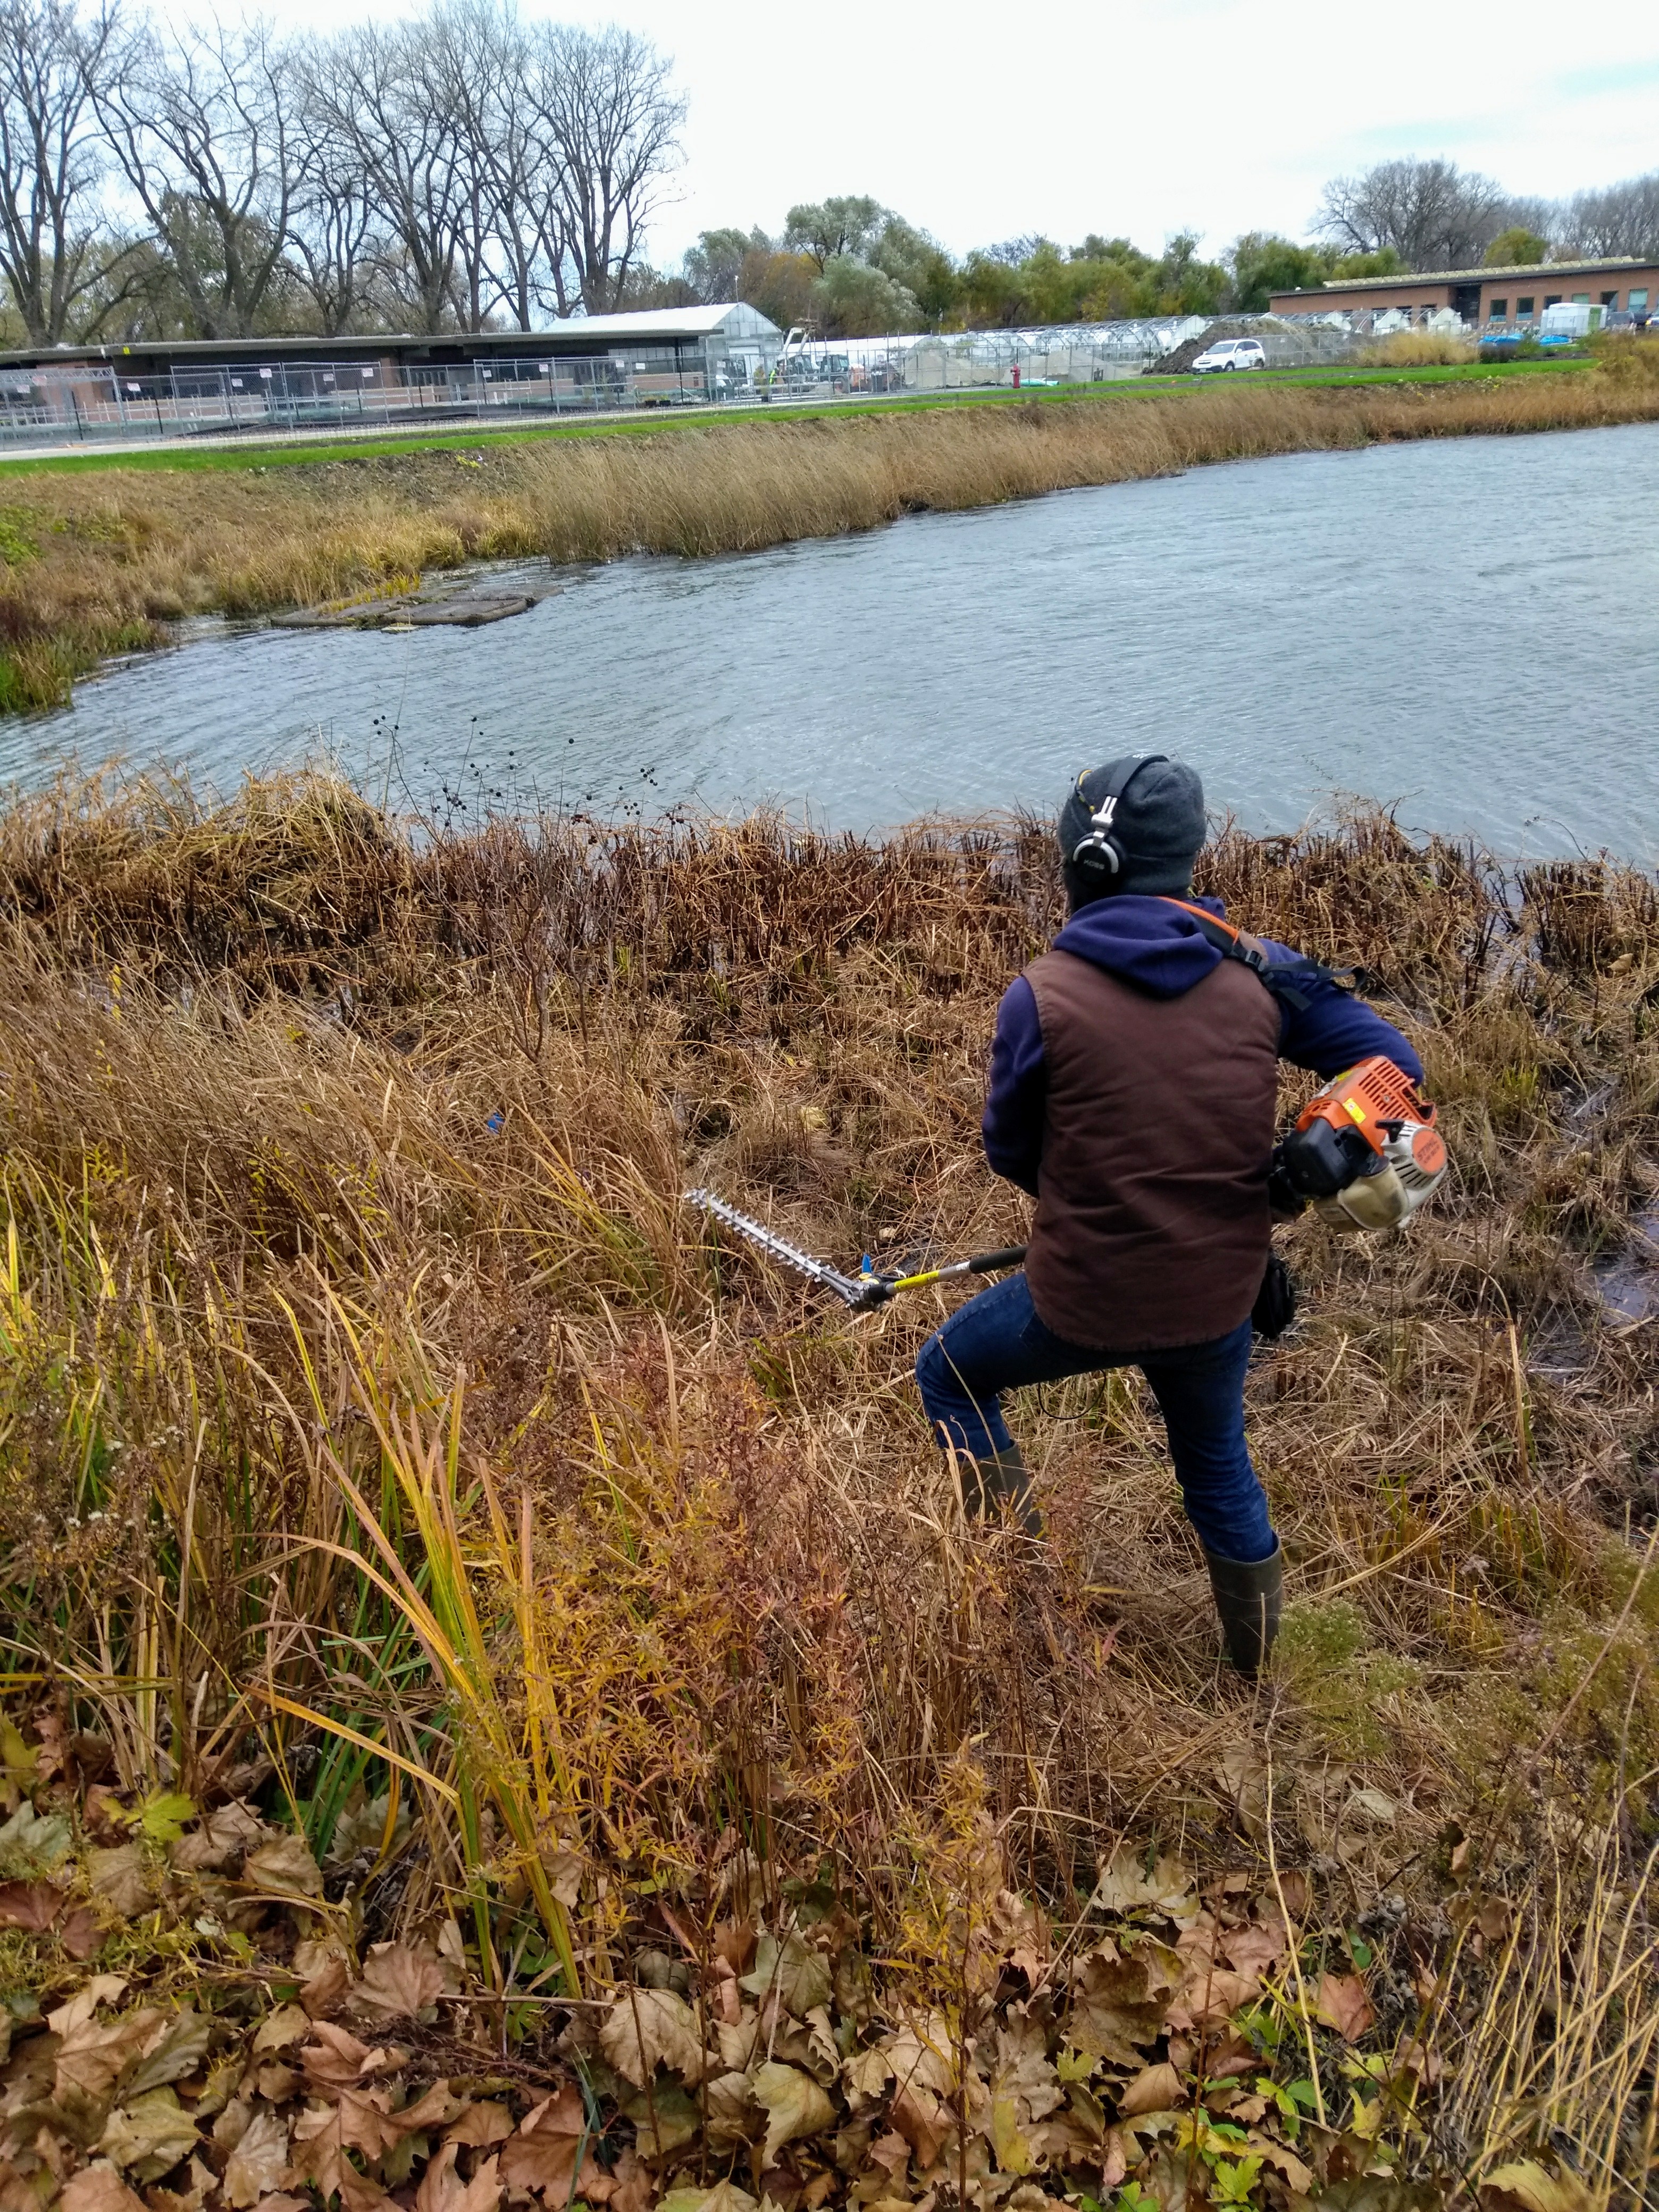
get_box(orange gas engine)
[1275,1057,1448,1233]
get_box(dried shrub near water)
[0,776,1655,2209]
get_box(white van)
[1191,337,1268,374]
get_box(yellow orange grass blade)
[278,1286,582,1997]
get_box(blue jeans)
[914,1272,1275,1563]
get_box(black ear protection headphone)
[1068,752,1168,880]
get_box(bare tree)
[1559,172,1659,259]
[426,0,530,331]
[93,16,298,337]
[527,23,682,314]
[304,20,463,333]
[288,95,378,336]
[0,0,125,342]
[1314,157,1506,271]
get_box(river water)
[14,418,1659,860]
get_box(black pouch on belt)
[1252,1249,1297,1340]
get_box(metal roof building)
[0,303,785,448]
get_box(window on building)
[1601,291,1619,307]
[1571,291,1590,303]
[1518,296,1535,315]
[1489,299,1508,319]
[1544,295,1561,308]
[1631,289,1650,311]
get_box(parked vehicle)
[1192,337,1268,374]
[1539,301,1598,343]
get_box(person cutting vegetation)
[915,753,1444,1675]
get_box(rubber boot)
[961,1444,1044,1538]
[1204,1538,1283,1675]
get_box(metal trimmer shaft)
[684,1188,1025,1312]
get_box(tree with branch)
[0,0,126,342]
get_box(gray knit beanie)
[1058,755,1207,908]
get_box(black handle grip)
[966,1245,1028,1273]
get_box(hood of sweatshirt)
[1050,892,1231,999]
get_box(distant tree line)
[0,0,683,345]
[656,163,1659,339]
[3,2,1657,356]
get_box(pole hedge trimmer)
[686,1058,1449,1314]
[684,1187,1027,1313]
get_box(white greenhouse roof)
[550,304,781,341]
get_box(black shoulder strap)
[1157,897,1353,1014]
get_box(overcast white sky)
[273,0,1659,266]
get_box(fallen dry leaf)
[87,1845,154,1920]
[1480,2161,1595,2212]
[1091,1851,1195,1920]
[605,2147,652,2212]
[751,2061,835,2166]
[1219,1920,1285,1980]
[445,2102,513,2148]
[299,2021,387,2090]
[842,2047,892,2102]
[1213,1743,1270,1841]
[1343,1788,1399,1829]
[170,1803,267,1874]
[60,1905,104,1961]
[739,1930,833,2017]
[701,2070,758,2152]
[1314,1971,1376,2042]
[300,1955,353,2020]
[144,2151,217,2212]
[1253,2135,1315,2193]
[657,2185,758,2212]
[879,2015,956,2098]
[126,2009,213,2097]
[598,1987,705,2088]
[253,2005,312,2058]
[889,2082,949,2171]
[98,2087,199,2181]
[222,2108,291,2209]
[59,2164,146,2212]
[1167,1961,1258,2031]
[0,1879,61,1931]
[499,2084,604,2200]
[1067,1939,1181,2065]
[56,2008,162,2104]
[244,1836,323,1901]
[353,1941,445,2021]
[47,1979,129,2036]
[1116,2063,1184,2119]
[289,2106,355,2203]
[622,2081,699,2158]
[416,2144,502,2212]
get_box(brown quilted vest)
[1022,948,1281,1350]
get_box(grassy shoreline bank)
[2,354,1658,713]
[1,776,1655,2208]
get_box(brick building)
[1269,256,1658,330]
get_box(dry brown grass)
[1359,333,1480,367]
[0,778,1655,2202]
[3,357,1658,710]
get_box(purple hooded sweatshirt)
[983,893,1423,1196]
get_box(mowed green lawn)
[0,351,1595,479]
